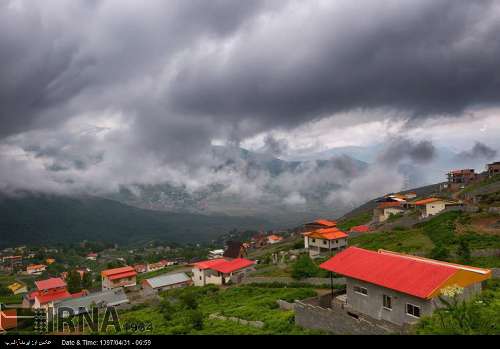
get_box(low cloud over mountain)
[1,1,500,222]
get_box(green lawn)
[0,294,23,305]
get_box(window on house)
[312,238,316,243]
[353,286,368,296]
[383,295,392,310]
[406,303,421,318]
[323,240,327,245]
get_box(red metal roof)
[193,258,228,270]
[350,225,370,233]
[35,290,72,304]
[107,270,137,281]
[35,278,66,291]
[211,258,255,273]
[319,247,458,299]
[101,266,136,277]
[193,258,254,274]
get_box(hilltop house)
[45,258,56,265]
[142,273,192,296]
[414,198,462,218]
[25,278,86,310]
[319,247,491,327]
[223,241,247,259]
[101,266,137,291]
[192,258,255,286]
[303,228,348,258]
[26,264,47,275]
[373,202,405,223]
[446,169,478,191]
[488,161,500,177]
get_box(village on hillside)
[1,161,500,335]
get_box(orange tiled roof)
[101,266,136,277]
[27,264,46,271]
[268,235,283,241]
[314,219,337,227]
[305,228,348,240]
[377,202,402,209]
[414,198,442,206]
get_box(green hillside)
[0,193,270,247]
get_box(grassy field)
[350,211,500,267]
[337,212,372,231]
[349,228,434,255]
[111,285,323,335]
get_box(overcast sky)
[1,0,500,202]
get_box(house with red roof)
[191,258,255,286]
[101,266,137,291]
[303,227,348,258]
[319,247,491,326]
[24,278,86,311]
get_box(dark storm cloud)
[457,141,497,160]
[0,0,270,138]
[1,0,500,198]
[168,0,500,134]
[378,138,436,165]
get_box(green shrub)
[429,244,450,260]
[291,255,318,279]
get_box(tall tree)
[82,272,93,290]
[66,270,82,293]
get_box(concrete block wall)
[294,299,403,335]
